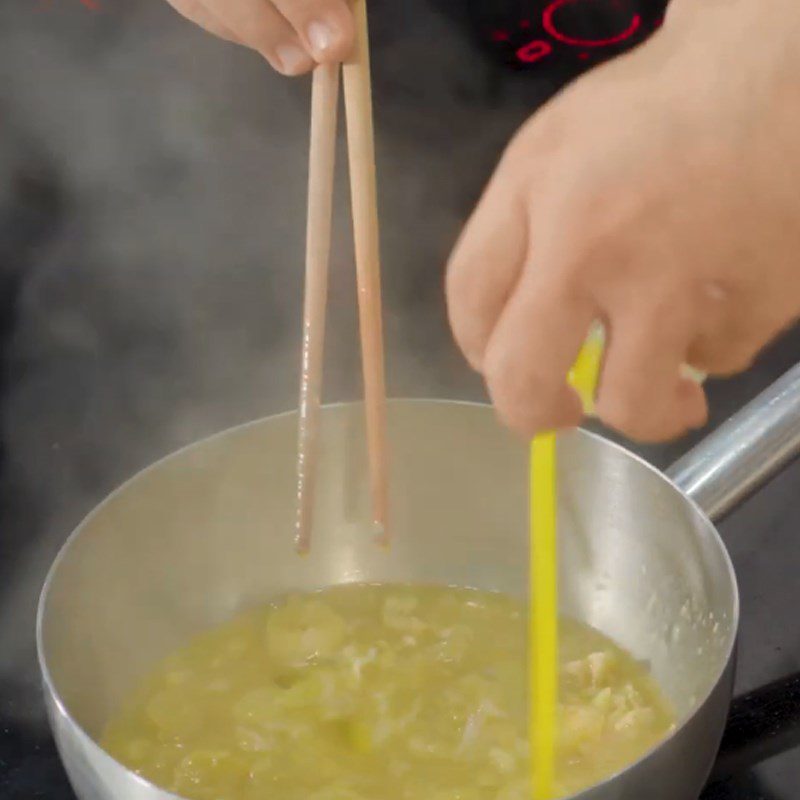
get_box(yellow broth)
[102,584,675,799]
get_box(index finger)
[445,168,528,372]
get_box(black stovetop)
[1,1,799,798]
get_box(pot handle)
[666,362,800,523]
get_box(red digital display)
[482,0,666,70]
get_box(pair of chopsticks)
[295,0,388,554]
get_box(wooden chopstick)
[295,63,341,554]
[343,0,389,543]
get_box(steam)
[1,0,798,742]
[0,0,523,724]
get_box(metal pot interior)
[38,400,738,760]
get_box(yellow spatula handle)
[568,323,605,416]
[529,328,605,800]
[529,324,702,799]
[530,432,558,799]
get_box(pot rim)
[36,397,740,800]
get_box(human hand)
[446,0,800,442]
[165,0,355,75]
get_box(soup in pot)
[102,584,674,800]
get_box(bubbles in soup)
[102,584,675,799]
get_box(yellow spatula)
[529,323,603,800]
[529,324,703,799]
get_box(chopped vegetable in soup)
[102,584,675,799]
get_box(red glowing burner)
[542,0,641,47]
[483,1,660,69]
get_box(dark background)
[0,1,798,797]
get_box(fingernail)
[275,43,308,75]
[308,20,335,55]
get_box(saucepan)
[37,363,800,800]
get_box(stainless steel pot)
[37,363,800,800]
